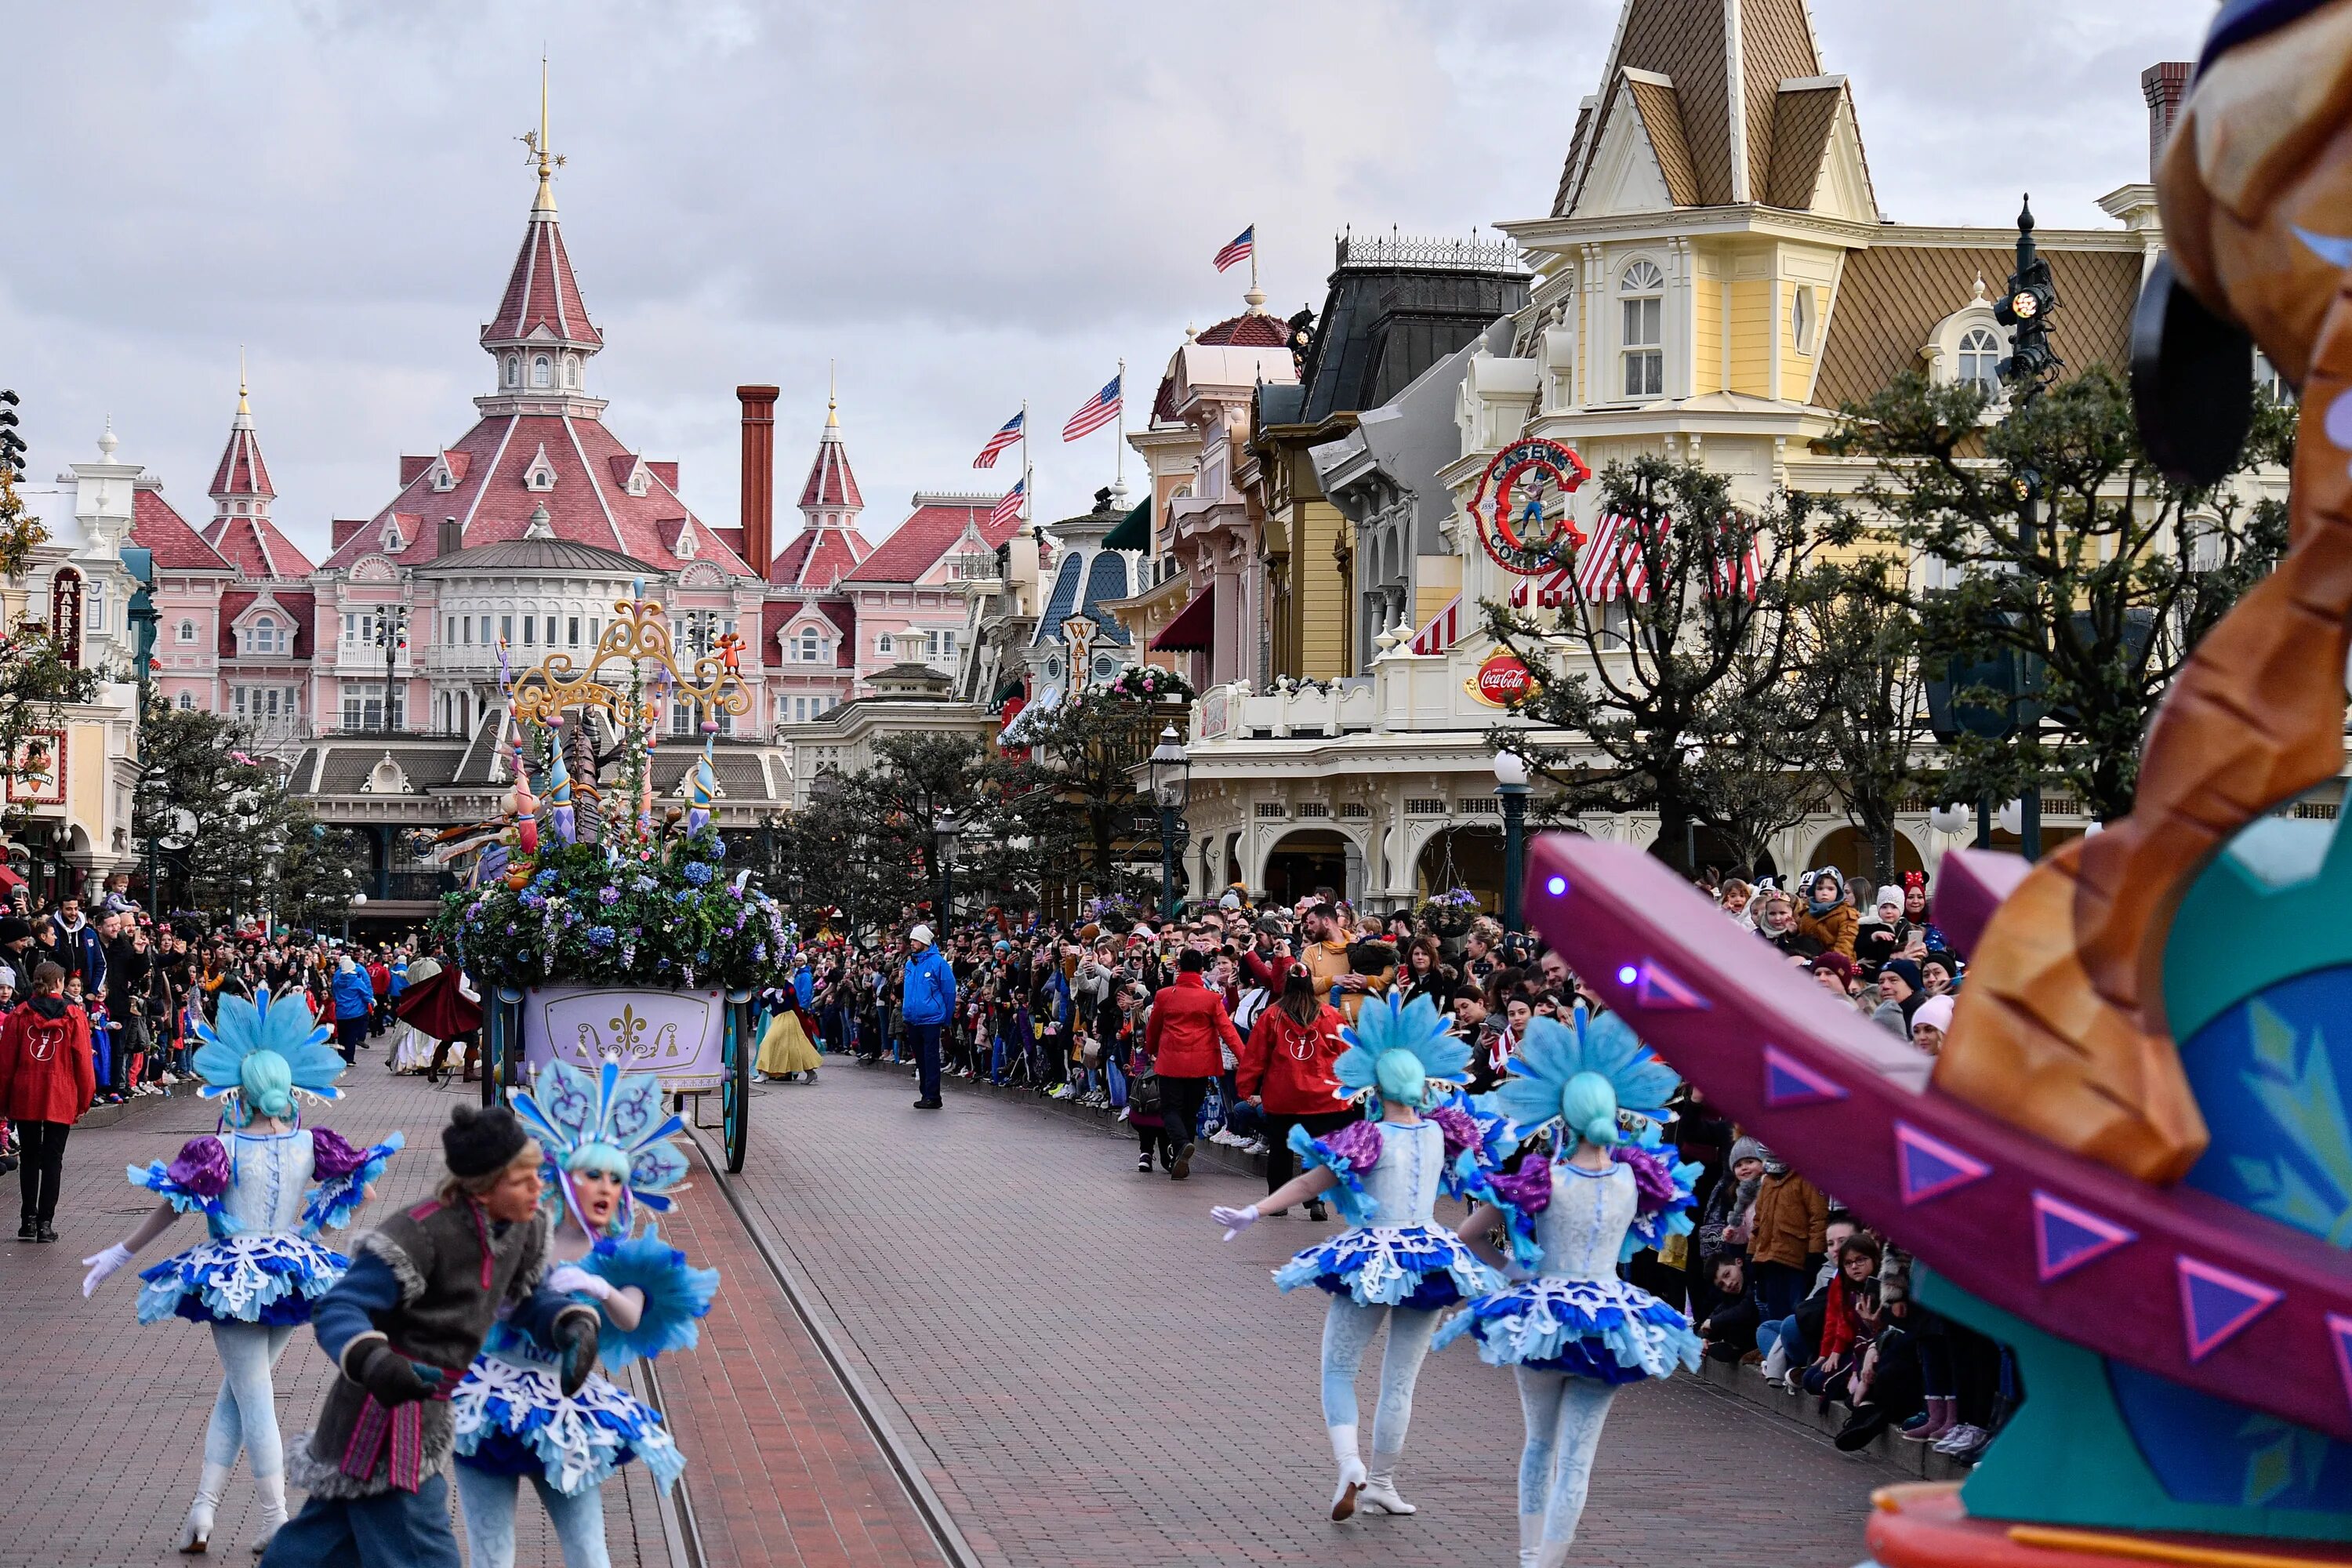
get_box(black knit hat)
[0,918,31,946]
[443,1103,530,1178]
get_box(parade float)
[1519,5,2352,1562]
[428,586,791,1172]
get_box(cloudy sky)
[5,0,2217,559]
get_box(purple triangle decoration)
[1762,1046,1847,1109]
[2177,1257,2282,1362]
[1633,960,1710,1012]
[1893,1121,1991,1206]
[2030,1190,2135,1283]
[2327,1315,2352,1417]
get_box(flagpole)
[1114,358,1125,492]
[1250,225,1258,298]
[1021,399,1032,531]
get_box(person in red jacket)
[1236,964,1355,1221]
[1145,949,1244,1181]
[0,960,95,1241]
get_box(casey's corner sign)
[1466,648,1539,709]
[1470,437,1592,575]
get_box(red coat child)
[1145,971,1244,1079]
[1236,1002,1348,1115]
[0,994,96,1124]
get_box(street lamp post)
[373,604,409,733]
[1494,750,1532,932]
[1994,196,2060,864]
[933,808,961,930]
[1147,724,1191,920]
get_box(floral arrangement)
[430,831,790,993]
[1416,886,1485,936]
[1106,663,1193,703]
[426,589,793,994]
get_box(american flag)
[1062,375,1123,441]
[988,479,1025,531]
[1573,513,1654,603]
[972,411,1024,469]
[1214,225,1255,274]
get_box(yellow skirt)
[756,1009,822,1076]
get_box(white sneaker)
[1247,1139,1269,1156]
[1933,1423,1985,1454]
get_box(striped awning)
[1410,593,1462,655]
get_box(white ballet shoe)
[249,1472,287,1555]
[1359,1450,1415,1515]
[181,1461,230,1554]
[1327,1422,1366,1522]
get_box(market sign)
[1470,437,1592,575]
[1466,648,1538,708]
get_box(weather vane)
[518,53,565,191]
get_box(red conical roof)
[481,210,601,350]
[209,395,274,502]
[797,404,862,511]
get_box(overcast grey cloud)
[1,0,2216,555]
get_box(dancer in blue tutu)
[1437,1008,1702,1568]
[78,985,401,1554]
[1209,992,1501,1523]
[449,1057,717,1568]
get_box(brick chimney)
[737,384,779,579]
[437,514,463,556]
[2143,62,2190,178]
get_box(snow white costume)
[80,986,401,1555]
[448,1058,717,1568]
[1437,1008,1701,1568]
[1210,993,1502,1523]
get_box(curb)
[863,1056,1272,1181]
[78,1079,197,1131]
[1696,1356,1976,1480]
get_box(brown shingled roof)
[1624,76,1700,207]
[1812,244,2144,412]
[1764,84,1842,209]
[1740,0,1822,200]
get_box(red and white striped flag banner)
[988,478,1025,531]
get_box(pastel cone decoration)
[547,750,576,845]
[687,736,715,833]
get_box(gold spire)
[826,361,838,429]
[521,52,564,214]
[237,346,249,416]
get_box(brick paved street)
[723,1062,1897,1568]
[0,1053,666,1568]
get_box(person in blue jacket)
[901,924,956,1112]
[329,956,376,1064]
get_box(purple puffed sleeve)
[166,1137,231,1198]
[1487,1157,1553,1218]
[1428,1104,1484,1168]
[308,1127,368,1179]
[1321,1117,1385,1171]
[1612,1144,1678,1216]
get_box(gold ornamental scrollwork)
[508,596,750,729]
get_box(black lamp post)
[1494,750,1531,932]
[1148,723,1191,920]
[372,604,409,733]
[934,808,961,930]
[1992,196,2060,863]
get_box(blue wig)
[1484,1010,1679,1145]
[191,986,348,1123]
[1332,993,1471,1109]
[513,1058,692,1239]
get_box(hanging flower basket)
[1416,887,1483,938]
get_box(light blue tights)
[1319,1298,1440,1451]
[454,1462,612,1568]
[204,1323,296,1476]
[1514,1368,1617,1555]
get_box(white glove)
[81,1243,132,1298]
[546,1263,615,1301]
[1210,1204,1261,1242]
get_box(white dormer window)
[564,356,579,388]
[176,619,196,644]
[1619,259,1664,399]
[524,444,558,492]
[383,518,405,552]
[799,629,820,662]
[532,354,553,389]
[675,523,697,561]
[505,354,521,388]
[1958,327,2002,396]
[430,460,456,494]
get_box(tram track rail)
[681,1124,984,1568]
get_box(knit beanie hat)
[1728,1135,1765,1167]
[1883,958,1924,993]
[1911,995,1957,1036]
[444,1103,530,1178]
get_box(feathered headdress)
[190,986,349,1113]
[1331,992,1472,1108]
[1484,1008,1679,1138]
[512,1058,692,1236]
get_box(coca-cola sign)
[1468,649,1537,708]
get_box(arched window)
[532,354,553,389]
[799,629,820,662]
[252,616,278,654]
[176,692,194,710]
[563,357,579,388]
[176,619,196,644]
[1619,259,1665,399]
[1958,327,2002,396]
[505,354,521,387]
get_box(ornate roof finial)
[826,360,838,429]
[521,51,565,215]
[98,415,118,460]
[237,346,250,417]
